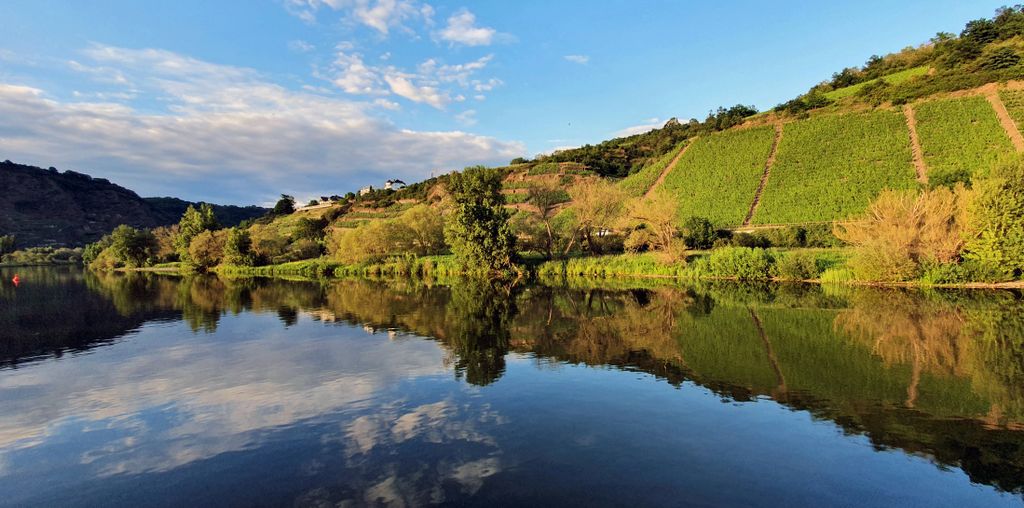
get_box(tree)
[399,204,446,255]
[526,181,569,259]
[443,166,517,272]
[964,159,1024,280]
[188,230,227,271]
[294,217,328,241]
[174,203,219,263]
[223,228,255,266]
[107,225,158,268]
[681,216,717,250]
[565,179,626,254]
[625,191,683,259]
[273,194,296,215]
[0,235,15,255]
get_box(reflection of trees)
[837,289,1024,426]
[444,281,516,386]
[40,268,1024,495]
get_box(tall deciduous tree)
[443,166,517,272]
[565,179,626,254]
[526,181,568,259]
[174,203,220,264]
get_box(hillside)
[0,161,267,247]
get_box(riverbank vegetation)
[71,7,1024,288]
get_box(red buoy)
[11,274,19,287]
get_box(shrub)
[707,247,774,280]
[731,232,770,248]
[776,251,822,280]
[964,158,1024,280]
[835,186,971,282]
[681,216,716,249]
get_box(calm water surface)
[1,267,1024,507]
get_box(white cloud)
[326,50,497,109]
[613,117,664,137]
[3,45,523,204]
[437,10,496,46]
[332,50,386,94]
[383,73,447,108]
[288,39,316,52]
[564,54,589,65]
[454,109,477,126]
[286,0,431,36]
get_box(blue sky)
[0,0,1009,204]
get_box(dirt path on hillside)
[903,104,929,185]
[643,140,693,199]
[742,123,784,226]
[983,85,1024,152]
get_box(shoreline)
[92,259,1024,291]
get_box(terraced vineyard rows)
[659,126,776,226]
[998,89,1024,137]
[754,111,917,224]
[618,141,687,197]
[913,96,1013,181]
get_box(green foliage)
[756,111,917,223]
[914,96,1014,184]
[187,230,227,271]
[826,66,930,100]
[681,216,717,249]
[1,246,82,266]
[273,194,296,215]
[106,225,158,268]
[223,228,255,267]
[964,159,1024,280]
[998,88,1024,135]
[537,109,756,178]
[979,46,1021,70]
[819,267,856,284]
[663,126,776,226]
[707,247,774,280]
[444,166,517,272]
[293,217,328,241]
[536,253,688,278]
[174,203,220,263]
[776,251,823,280]
[618,142,686,197]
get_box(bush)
[681,216,716,249]
[707,247,774,280]
[731,232,771,248]
[188,230,227,271]
[964,158,1024,280]
[776,251,822,280]
[835,187,971,282]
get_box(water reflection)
[1,268,1023,505]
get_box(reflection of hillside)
[0,268,178,367]
[6,269,1024,494]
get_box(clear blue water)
[1,268,1022,507]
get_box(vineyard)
[659,126,775,226]
[913,96,1013,182]
[998,89,1024,132]
[754,111,917,224]
[618,141,687,197]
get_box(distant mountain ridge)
[0,160,267,247]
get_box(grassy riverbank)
[152,248,1021,289]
